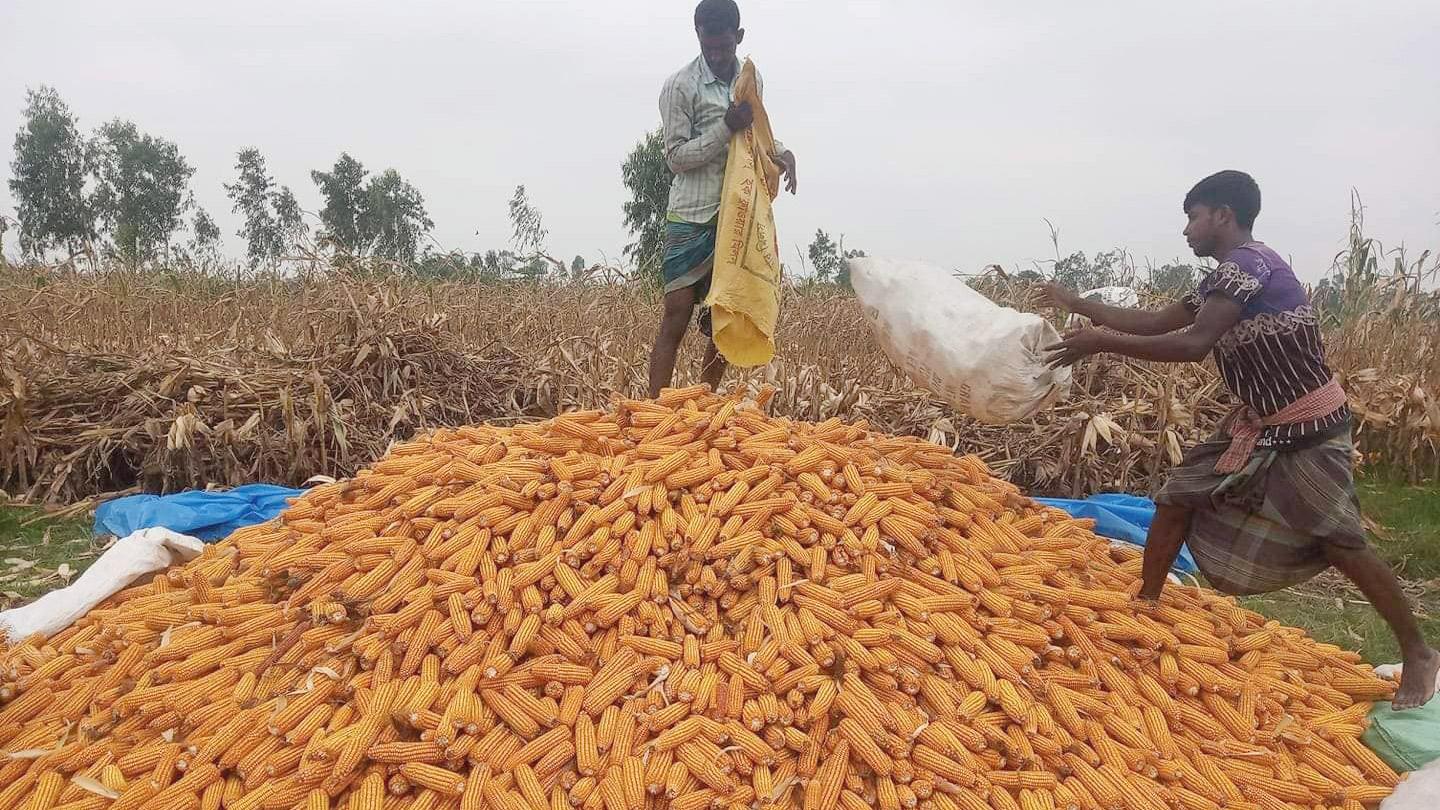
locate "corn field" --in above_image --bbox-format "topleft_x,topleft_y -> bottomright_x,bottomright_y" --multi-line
1,222 -> 1437,505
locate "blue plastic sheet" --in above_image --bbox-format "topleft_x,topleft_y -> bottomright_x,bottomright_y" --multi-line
1034,493 -> 1199,574
94,485 -> 305,542
90,484 -> 1202,572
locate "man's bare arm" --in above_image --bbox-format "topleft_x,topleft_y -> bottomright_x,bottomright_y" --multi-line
1080,299 -> 1195,336
1046,295 -> 1244,367
1037,283 -> 1195,336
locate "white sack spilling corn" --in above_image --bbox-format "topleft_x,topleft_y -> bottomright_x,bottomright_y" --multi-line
849,257 -> 1072,424
0,389 -> 1402,810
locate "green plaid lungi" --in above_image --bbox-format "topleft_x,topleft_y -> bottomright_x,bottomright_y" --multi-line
1156,429 -> 1368,596
662,218 -> 717,338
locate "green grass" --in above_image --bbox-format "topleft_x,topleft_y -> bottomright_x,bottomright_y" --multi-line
0,474 -> 1436,663
0,506 -> 103,610
1242,475 -> 1440,664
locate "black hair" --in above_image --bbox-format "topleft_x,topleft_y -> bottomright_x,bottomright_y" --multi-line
694,0 -> 741,34
1184,170 -> 1261,230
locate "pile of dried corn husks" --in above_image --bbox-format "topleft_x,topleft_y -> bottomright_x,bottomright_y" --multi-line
0,390 -> 1402,810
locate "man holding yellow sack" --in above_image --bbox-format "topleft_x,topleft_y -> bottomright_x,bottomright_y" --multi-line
647,0 -> 798,398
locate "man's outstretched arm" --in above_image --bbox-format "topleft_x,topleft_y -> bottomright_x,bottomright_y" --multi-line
1038,283 -> 1196,336
1046,294 -> 1244,366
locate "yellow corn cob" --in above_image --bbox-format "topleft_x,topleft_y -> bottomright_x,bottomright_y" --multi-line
398,763 -> 465,796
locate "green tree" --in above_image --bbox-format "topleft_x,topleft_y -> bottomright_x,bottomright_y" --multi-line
806,229 -> 865,289
807,229 -> 841,283
513,256 -> 550,279
225,148 -> 282,269
311,155 -> 433,263
1051,248 -> 1129,292
363,169 -> 432,262
225,150 -> 310,269
91,119 -> 195,264
8,86 -> 95,257
620,130 -> 673,281
1149,262 -> 1201,297
273,185 -> 307,250
419,248 -> 530,281
187,206 -> 222,264
835,246 -> 866,291
478,249 -> 523,278
1312,276 -> 1343,320
509,185 -> 547,256
310,153 -> 368,253
504,184 -> 558,278
571,255 -> 587,279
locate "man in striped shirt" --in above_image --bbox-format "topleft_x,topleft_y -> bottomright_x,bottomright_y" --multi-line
646,0 -> 798,399
1042,170 -> 1438,709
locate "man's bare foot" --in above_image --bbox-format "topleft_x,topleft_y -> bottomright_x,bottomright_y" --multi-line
1392,646 -> 1440,710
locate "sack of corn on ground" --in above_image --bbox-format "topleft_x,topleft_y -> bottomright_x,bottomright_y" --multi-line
0,389 -> 1404,810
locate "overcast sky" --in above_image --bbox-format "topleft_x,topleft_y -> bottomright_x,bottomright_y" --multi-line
2,1 -> 1437,280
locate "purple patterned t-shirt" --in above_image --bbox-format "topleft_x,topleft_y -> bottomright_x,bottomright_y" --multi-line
1182,242 -> 1350,449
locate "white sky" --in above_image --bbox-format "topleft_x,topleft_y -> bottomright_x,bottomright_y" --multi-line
2,0 -> 1437,280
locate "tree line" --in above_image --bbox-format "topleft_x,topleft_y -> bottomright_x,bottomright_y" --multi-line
5,87 -> 439,270
7,87 -> 202,264
5,86 -> 862,287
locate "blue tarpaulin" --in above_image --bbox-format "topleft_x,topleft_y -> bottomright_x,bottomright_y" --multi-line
93,484 -> 1201,574
93,485 -> 305,542
1034,493 -> 1199,574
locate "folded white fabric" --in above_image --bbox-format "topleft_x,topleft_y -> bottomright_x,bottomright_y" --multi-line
0,527 -> 204,643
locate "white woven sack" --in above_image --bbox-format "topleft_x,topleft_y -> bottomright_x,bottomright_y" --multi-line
0,527 -> 204,644
1382,758 -> 1440,810
849,257 -> 1072,424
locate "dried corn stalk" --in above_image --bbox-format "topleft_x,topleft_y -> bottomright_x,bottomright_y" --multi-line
0,389 -> 1400,810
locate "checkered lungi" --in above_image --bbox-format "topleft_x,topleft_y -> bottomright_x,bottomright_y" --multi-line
1155,429 -> 1367,596
661,218 -> 718,338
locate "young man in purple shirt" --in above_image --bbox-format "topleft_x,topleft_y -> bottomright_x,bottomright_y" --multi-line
1042,170 -> 1438,709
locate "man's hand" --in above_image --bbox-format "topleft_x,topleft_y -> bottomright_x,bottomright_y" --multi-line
1044,327 -> 1107,368
774,150 -> 798,194
724,101 -> 753,133
1033,281 -> 1082,312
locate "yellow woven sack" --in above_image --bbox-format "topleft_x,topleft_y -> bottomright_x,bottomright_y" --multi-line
706,58 -> 783,367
